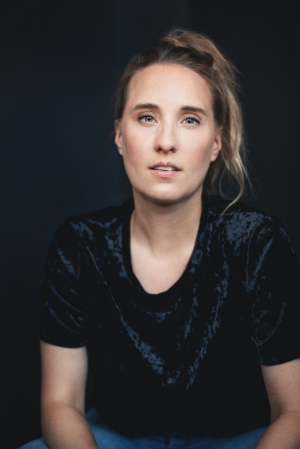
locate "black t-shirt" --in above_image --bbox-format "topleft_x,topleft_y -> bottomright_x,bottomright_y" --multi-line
40,195 -> 300,438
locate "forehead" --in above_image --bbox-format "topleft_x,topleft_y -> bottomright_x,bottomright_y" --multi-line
126,63 -> 212,111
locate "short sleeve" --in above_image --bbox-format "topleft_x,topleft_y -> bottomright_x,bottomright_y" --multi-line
39,221 -> 87,347
247,216 -> 300,365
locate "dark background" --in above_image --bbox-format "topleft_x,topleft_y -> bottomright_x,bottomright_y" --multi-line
1,1 -> 299,447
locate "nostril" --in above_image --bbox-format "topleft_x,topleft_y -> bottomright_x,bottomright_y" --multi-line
157,146 -> 175,153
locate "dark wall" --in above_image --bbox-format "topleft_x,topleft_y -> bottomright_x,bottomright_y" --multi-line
1,1 -> 299,447
187,0 -> 300,246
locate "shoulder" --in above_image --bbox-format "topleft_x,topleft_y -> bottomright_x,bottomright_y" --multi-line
204,195 -> 291,253
45,199 -> 133,259
205,196 -> 293,258
55,199 -> 134,241
66,198 -> 133,228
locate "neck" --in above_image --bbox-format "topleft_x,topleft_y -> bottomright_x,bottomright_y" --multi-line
131,192 -> 203,256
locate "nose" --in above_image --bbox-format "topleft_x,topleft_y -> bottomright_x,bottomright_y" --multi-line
154,122 -> 178,153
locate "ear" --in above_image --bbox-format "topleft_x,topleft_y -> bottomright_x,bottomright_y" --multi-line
114,119 -> 123,155
210,127 -> 222,162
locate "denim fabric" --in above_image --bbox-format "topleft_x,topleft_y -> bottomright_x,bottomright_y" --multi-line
18,408 -> 266,449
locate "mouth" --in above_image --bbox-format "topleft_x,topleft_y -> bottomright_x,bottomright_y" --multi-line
150,162 -> 181,171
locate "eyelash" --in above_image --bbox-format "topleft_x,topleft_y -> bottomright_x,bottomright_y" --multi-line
183,117 -> 200,125
138,115 -> 200,125
139,115 -> 155,123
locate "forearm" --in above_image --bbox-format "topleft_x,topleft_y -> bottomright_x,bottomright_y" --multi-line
254,412 -> 300,449
42,401 -> 98,449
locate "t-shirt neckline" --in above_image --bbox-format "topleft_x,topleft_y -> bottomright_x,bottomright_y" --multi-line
122,196 -> 209,300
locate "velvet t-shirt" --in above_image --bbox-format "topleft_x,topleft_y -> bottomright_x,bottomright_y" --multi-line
40,195 -> 300,438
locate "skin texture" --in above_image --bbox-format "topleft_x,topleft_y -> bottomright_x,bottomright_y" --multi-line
41,63 -> 300,448
254,361 -> 300,448
40,341 -> 98,449
115,64 -> 222,293
115,64 -> 222,207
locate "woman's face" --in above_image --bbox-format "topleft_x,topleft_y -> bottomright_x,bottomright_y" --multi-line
115,63 -> 222,206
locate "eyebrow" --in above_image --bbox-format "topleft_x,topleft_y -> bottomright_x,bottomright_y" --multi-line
132,103 -> 206,116
132,103 -> 159,112
181,105 -> 206,116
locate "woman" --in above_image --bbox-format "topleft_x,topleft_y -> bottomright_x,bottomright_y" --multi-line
20,30 -> 300,449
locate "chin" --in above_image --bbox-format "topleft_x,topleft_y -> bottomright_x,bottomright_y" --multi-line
133,183 -> 203,206
137,189 -> 196,206
152,196 -> 179,205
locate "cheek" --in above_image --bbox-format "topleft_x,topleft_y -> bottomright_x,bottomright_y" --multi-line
187,138 -> 216,169
121,136 -> 143,170
122,128 -> 148,162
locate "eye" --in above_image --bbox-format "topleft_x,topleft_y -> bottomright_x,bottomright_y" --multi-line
183,117 -> 200,125
139,115 -> 155,123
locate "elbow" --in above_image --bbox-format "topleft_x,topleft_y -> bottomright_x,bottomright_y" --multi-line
270,409 -> 300,427
40,399 -> 85,434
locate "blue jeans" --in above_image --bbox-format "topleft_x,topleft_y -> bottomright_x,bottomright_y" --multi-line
18,408 -> 266,449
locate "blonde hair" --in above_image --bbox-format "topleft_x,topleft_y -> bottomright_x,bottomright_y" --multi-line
115,29 -> 249,209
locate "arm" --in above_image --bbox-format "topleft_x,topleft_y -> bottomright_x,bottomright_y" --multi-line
40,341 -> 98,449
254,358 -> 300,448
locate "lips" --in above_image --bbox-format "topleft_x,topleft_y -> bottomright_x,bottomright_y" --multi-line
150,162 -> 181,171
